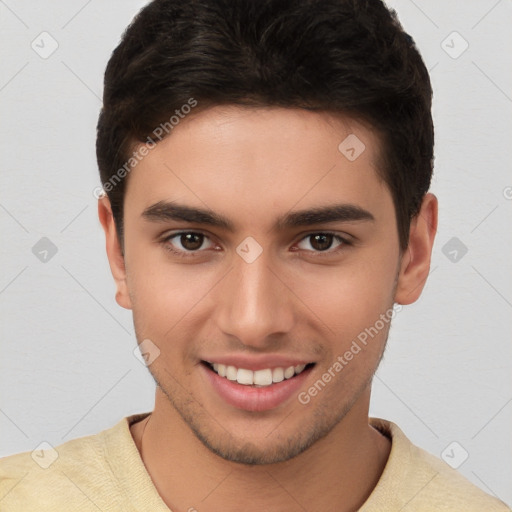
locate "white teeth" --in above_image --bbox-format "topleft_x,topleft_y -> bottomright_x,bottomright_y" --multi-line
272,367 -> 284,383
209,361 -> 309,386
237,368 -> 254,385
226,365 -> 237,381
253,369 -> 273,386
284,366 -> 295,379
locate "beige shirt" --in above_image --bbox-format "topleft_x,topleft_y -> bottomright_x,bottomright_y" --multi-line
0,413 -> 509,511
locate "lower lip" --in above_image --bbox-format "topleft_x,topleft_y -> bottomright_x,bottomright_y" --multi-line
201,363 -> 314,412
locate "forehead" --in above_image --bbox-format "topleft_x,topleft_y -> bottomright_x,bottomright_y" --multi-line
124,106 -> 392,229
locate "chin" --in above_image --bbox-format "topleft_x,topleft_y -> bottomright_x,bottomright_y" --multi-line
190,427 -> 319,465
168,391 -> 356,466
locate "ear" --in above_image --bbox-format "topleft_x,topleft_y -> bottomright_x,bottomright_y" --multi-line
394,193 -> 438,305
98,196 -> 133,310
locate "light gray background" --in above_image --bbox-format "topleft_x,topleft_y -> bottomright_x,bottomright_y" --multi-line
1,0 -> 511,506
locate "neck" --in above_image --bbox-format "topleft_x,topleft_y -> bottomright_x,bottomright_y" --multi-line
132,388 -> 390,512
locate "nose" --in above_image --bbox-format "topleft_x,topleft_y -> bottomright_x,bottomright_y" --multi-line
214,251 -> 296,349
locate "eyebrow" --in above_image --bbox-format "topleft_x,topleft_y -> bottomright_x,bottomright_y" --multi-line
141,200 -> 375,232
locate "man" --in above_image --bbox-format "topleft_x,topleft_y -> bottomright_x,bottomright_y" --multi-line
0,0 -> 509,510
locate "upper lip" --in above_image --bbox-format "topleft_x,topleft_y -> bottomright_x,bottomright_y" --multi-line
201,355 -> 315,371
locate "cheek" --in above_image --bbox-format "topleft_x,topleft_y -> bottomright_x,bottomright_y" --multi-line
292,247 -> 398,352
125,246 -> 220,345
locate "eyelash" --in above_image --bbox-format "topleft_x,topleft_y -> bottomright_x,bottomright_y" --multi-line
159,231 -> 352,259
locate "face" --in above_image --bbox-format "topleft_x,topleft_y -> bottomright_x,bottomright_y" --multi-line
100,106 -> 434,465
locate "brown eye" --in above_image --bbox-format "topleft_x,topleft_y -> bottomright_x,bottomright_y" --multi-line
309,234 -> 334,251
162,231 -> 215,257
179,233 -> 204,251
296,232 -> 348,255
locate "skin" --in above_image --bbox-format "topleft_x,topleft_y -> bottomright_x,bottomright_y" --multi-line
98,106 -> 437,512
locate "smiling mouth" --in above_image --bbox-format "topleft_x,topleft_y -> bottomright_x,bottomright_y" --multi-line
202,361 -> 315,387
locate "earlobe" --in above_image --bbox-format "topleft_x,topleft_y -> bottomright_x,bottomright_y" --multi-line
394,193 -> 438,305
97,197 -> 133,310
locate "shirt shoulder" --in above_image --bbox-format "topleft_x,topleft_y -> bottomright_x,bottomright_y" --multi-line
0,422 -> 120,512
0,412 -> 168,512
363,418 -> 511,512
